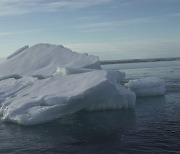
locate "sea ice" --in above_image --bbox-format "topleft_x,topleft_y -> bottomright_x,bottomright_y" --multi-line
0,70 -> 135,125
125,77 -> 166,97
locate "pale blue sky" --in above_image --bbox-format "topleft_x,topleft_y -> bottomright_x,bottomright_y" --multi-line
0,0 -> 180,60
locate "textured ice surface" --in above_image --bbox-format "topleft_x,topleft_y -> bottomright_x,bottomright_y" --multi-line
125,77 -> 166,97
0,74 -> 22,81
0,70 -> 135,125
0,77 -> 36,100
7,45 -> 29,60
0,44 -> 101,77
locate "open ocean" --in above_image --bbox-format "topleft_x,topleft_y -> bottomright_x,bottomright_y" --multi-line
0,60 -> 180,154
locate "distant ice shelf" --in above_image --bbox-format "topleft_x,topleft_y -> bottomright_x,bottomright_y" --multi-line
101,57 -> 180,65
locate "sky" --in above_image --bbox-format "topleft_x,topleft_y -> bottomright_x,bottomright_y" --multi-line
0,0 -> 180,60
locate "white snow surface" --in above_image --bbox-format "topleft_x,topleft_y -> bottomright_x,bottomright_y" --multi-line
125,77 -> 166,97
0,70 -> 135,125
0,44 -> 101,77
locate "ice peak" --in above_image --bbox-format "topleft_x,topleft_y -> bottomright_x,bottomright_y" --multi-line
0,43 -> 101,77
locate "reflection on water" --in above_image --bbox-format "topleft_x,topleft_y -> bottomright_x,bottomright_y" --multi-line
0,110 -> 135,154
61,110 -> 135,144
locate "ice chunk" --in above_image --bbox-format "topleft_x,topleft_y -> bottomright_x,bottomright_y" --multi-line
0,70 -> 135,125
53,67 -> 126,80
7,45 -> 29,60
125,77 -> 166,97
0,44 -> 101,77
53,67 -> 94,76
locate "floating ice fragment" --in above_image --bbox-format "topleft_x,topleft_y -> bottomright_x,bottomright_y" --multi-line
125,77 -> 166,97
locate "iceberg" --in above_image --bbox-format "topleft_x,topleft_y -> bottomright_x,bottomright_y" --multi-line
125,77 -> 166,97
0,43 -> 137,125
0,70 -> 135,125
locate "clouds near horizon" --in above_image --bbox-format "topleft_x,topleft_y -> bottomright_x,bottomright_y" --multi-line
0,0 -> 180,59
0,0 -> 114,16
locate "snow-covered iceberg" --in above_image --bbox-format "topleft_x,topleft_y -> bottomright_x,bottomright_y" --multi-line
0,70 -> 135,125
0,43 -> 136,125
125,77 -> 166,97
0,44 -> 101,77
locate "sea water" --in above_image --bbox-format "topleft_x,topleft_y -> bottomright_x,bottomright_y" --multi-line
0,61 -> 180,154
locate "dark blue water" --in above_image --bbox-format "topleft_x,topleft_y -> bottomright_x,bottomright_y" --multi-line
0,61 -> 180,154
